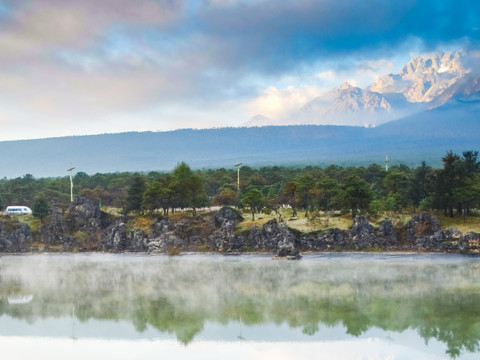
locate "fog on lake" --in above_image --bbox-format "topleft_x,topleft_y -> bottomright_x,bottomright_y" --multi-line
0,253 -> 479,359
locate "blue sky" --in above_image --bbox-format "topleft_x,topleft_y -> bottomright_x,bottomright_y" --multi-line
0,0 -> 478,140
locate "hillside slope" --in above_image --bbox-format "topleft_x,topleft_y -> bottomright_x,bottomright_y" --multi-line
0,105 -> 478,178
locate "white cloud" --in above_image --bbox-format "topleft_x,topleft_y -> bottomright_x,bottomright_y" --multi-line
315,70 -> 338,81
244,85 -> 324,119
354,59 -> 396,81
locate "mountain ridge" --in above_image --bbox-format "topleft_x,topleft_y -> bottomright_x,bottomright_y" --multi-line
1,103 -> 478,178
244,50 -> 476,128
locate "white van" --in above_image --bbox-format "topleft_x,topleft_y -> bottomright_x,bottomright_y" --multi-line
5,206 -> 32,215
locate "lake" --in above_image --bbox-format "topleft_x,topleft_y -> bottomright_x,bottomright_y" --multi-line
0,253 -> 479,359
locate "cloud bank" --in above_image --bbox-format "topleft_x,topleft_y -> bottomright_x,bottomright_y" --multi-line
0,0 -> 478,140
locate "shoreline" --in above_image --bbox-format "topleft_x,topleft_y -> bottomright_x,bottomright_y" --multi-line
0,250 -> 476,257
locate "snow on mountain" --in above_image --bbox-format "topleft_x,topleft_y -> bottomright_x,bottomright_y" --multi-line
428,74 -> 480,108
242,51 -> 473,128
368,51 -> 468,103
297,82 -> 392,127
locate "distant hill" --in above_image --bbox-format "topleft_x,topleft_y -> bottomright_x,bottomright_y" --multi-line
0,103 -> 479,178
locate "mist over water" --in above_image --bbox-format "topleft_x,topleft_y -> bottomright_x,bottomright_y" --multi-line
0,253 -> 479,359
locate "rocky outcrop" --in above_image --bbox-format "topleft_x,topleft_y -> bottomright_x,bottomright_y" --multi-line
0,221 -> 33,252
65,196 -> 107,232
459,233 -> 480,254
405,212 -> 441,242
404,212 -> 463,251
209,216 -> 301,257
213,207 -> 244,227
99,219 -> 130,252
2,203 -> 480,256
300,216 -> 396,251
264,220 -> 301,259
38,203 -> 66,245
349,215 -> 377,249
303,228 -> 348,251
38,197 -> 111,250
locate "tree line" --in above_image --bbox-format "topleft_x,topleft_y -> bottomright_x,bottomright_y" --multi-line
0,151 -> 479,220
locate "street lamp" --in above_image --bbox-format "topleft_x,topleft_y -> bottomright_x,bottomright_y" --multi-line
67,167 -> 75,202
234,163 -> 242,191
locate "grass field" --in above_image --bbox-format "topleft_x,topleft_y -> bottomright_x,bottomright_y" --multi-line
238,209 -> 355,233
237,209 -> 480,234
99,206 -> 480,235
437,214 -> 480,234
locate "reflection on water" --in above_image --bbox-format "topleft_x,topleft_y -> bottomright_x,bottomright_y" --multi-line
0,253 -> 480,359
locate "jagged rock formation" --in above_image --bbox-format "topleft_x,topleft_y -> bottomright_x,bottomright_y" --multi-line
404,212 -> 468,252
39,196 -> 113,251
243,51 -> 474,128
99,219 -> 130,252
1,200 -> 480,255
369,51 -> 468,103
298,82 -> 392,127
300,216 -> 397,251
459,233 -> 480,254
0,222 -> 33,252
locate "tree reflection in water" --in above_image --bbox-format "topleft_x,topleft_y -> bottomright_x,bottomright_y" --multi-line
0,254 -> 479,358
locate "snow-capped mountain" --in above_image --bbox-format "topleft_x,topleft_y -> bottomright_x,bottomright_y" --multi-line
428,74 -> 480,108
368,51 -> 468,103
242,51 -> 476,128
298,82 -> 392,127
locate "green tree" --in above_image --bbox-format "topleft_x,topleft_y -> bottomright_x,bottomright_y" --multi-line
282,181 -> 299,217
409,161 -> 432,212
142,181 -> 162,214
214,188 -> 237,206
32,197 -> 50,223
241,188 -> 264,221
317,176 -> 340,211
296,174 -> 316,217
185,173 -> 206,216
341,175 -> 373,218
383,169 -> 411,212
432,152 -> 480,217
172,162 -> 194,209
123,173 -> 146,214
172,162 -> 206,216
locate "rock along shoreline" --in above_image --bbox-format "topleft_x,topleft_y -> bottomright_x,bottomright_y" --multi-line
1,196 -> 479,257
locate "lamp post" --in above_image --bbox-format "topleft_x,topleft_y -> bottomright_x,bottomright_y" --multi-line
234,163 -> 242,191
67,167 -> 75,202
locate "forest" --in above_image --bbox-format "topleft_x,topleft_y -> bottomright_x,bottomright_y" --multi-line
0,151 -> 479,221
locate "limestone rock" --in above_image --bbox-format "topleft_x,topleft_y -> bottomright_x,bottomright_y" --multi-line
39,203 -> 66,245
459,232 -> 480,254
0,222 -> 33,252
213,207 -> 244,227
99,220 -> 130,252
405,212 -> 441,243
66,196 -> 109,232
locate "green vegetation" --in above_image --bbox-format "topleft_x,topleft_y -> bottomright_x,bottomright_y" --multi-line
32,196 -> 49,222
241,188 -> 264,221
1,151 -> 480,228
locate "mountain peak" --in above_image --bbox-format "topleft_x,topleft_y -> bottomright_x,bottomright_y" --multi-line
370,51 -> 468,102
242,50 -> 475,129
338,81 -> 354,90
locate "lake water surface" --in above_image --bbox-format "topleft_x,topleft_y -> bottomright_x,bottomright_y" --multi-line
1,253 -> 479,359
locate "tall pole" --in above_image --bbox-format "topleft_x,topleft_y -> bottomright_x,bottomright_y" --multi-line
385,155 -> 389,172
67,167 -> 75,202
234,163 -> 242,191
